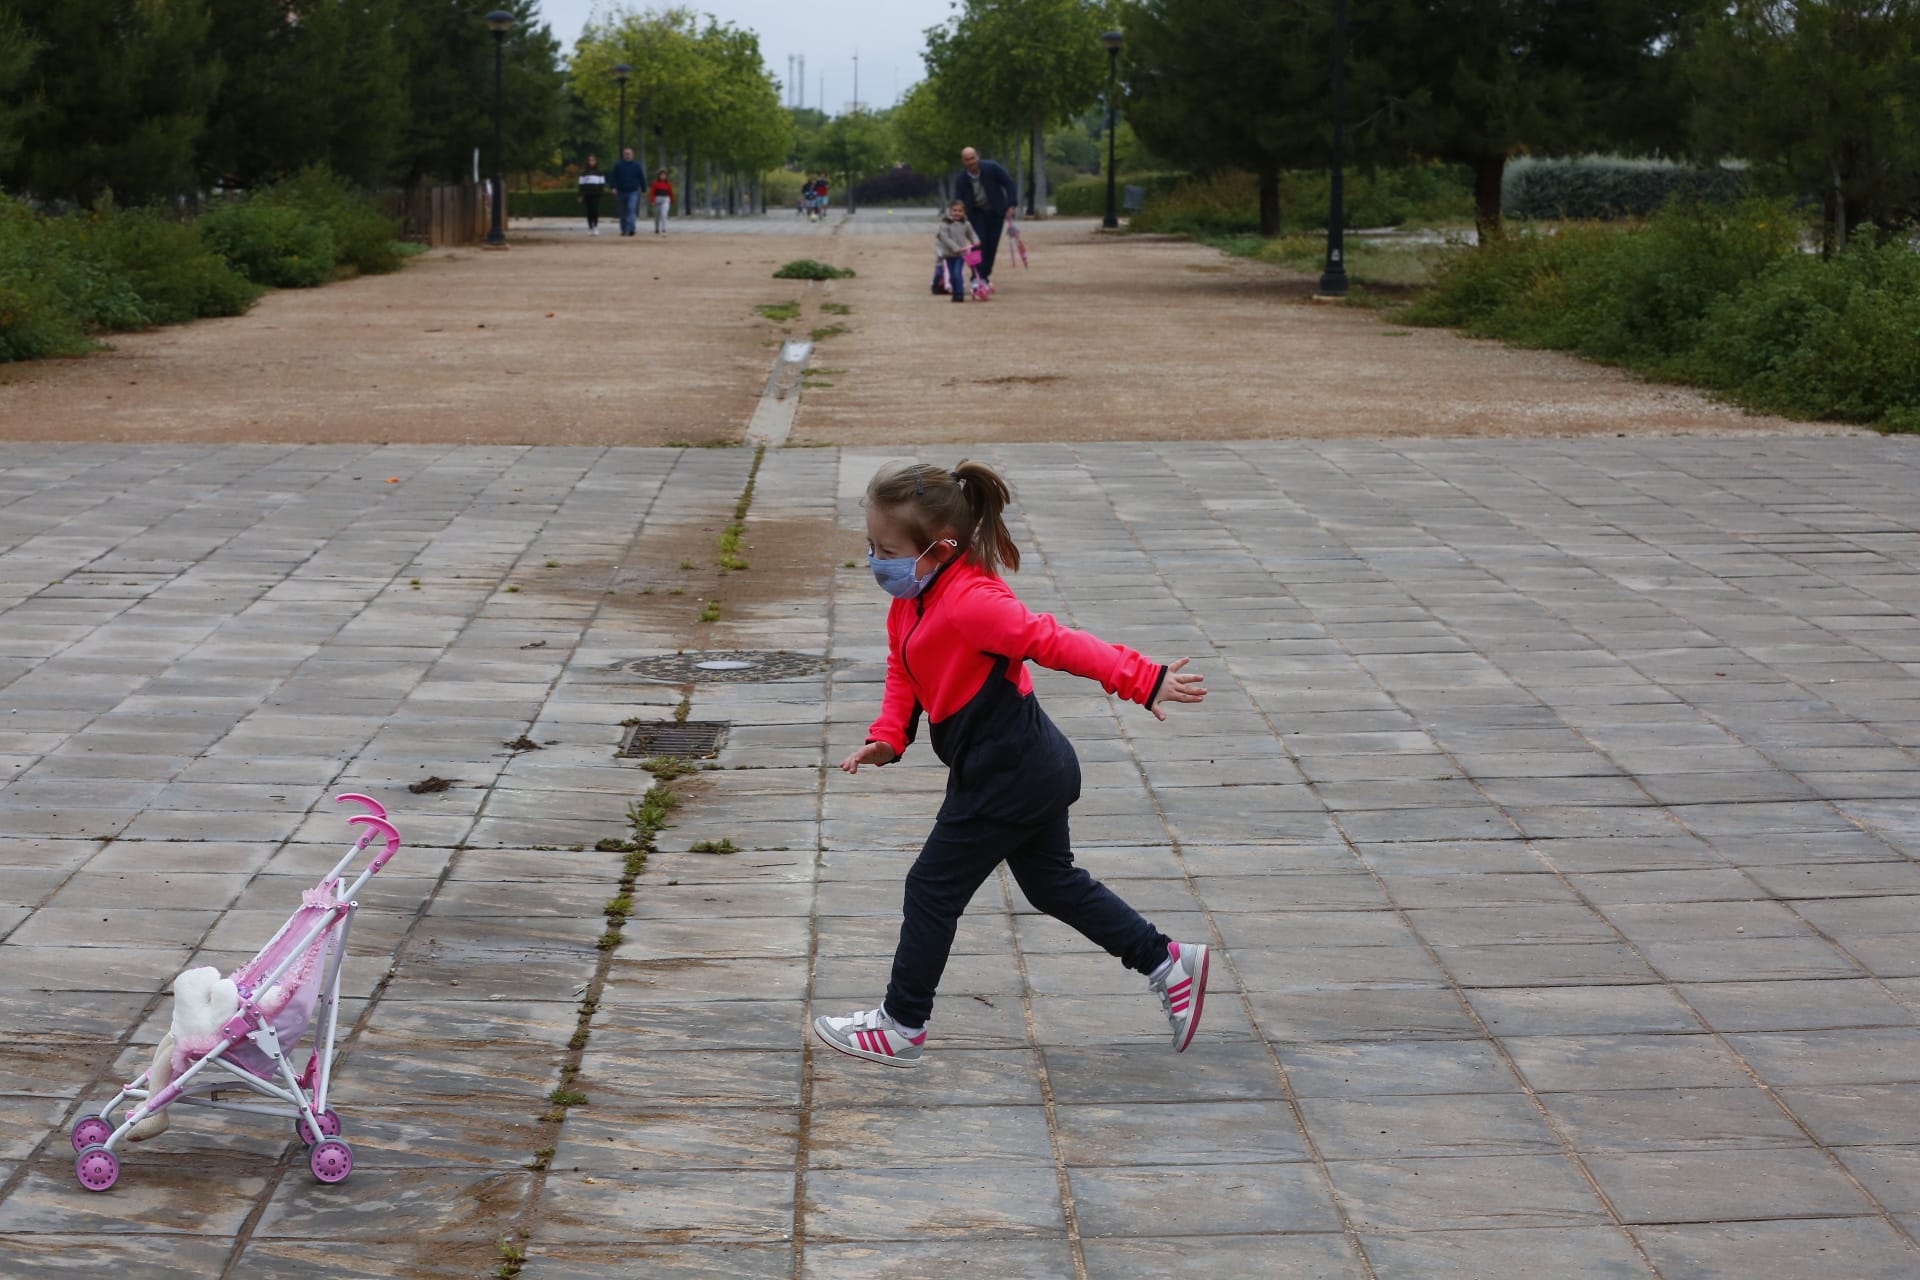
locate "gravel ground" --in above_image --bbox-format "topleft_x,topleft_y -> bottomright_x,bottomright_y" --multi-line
0,214 -> 1863,445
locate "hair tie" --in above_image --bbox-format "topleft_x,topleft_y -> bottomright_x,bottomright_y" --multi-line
951,469 -> 962,485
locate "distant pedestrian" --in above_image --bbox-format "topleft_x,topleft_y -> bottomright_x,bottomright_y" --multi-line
577,154 -> 605,236
953,147 -> 1016,290
610,147 -> 645,237
649,170 -> 675,235
934,199 -> 978,303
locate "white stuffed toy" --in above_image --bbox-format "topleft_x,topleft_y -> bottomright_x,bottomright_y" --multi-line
127,966 -> 241,1141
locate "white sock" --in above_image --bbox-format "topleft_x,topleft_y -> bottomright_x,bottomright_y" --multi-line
1148,947 -> 1177,984
882,1007 -> 925,1039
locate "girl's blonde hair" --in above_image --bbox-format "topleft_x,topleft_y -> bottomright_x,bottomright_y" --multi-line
866,458 -> 1020,577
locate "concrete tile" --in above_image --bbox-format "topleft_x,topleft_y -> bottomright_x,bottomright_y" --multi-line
1587,1147 -> 1872,1222
1633,1217 -> 1920,1280
1068,1162 -> 1340,1237
1359,1226 -> 1650,1280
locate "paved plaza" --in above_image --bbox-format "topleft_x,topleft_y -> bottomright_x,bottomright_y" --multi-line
0,436 -> 1916,1277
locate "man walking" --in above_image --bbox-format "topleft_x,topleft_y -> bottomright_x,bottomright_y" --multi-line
610,147 -> 645,237
953,147 -> 1016,288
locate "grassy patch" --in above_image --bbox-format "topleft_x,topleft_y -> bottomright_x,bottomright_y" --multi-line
697,601 -> 722,623
689,837 -> 738,854
820,301 -> 852,315
755,300 -> 801,322
810,323 -> 849,342
774,259 -> 855,279
1208,232 -> 1456,289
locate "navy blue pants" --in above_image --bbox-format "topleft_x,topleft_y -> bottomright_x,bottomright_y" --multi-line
965,208 -> 1005,280
885,809 -> 1170,1028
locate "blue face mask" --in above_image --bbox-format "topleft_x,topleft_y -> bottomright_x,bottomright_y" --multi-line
869,538 -> 958,599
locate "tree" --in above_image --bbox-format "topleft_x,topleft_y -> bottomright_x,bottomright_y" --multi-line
1120,0 -> 1324,235
393,0 -> 564,186
0,7 -> 38,175
923,0 -> 1111,214
196,0 -> 406,189
572,8 -> 788,211
1688,0 -> 1920,252
3,0 -> 220,205
892,81 -> 982,196
805,111 -> 894,208
1357,0 -> 1690,239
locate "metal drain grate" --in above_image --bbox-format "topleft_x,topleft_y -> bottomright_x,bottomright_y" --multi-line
605,650 -> 835,684
619,720 -> 729,759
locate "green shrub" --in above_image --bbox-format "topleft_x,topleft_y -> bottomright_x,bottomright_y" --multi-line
0,197 -> 143,359
1503,156 -> 1747,222
256,167 -> 403,275
52,205 -> 258,324
1405,200 -> 1798,368
199,201 -> 337,287
1688,238 -> 1920,428
508,188 -> 598,219
1054,171 -> 1187,217
1126,167 -> 1473,235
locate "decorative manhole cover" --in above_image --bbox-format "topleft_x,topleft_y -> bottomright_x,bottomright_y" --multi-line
619,720 -> 729,759
604,650 -> 835,684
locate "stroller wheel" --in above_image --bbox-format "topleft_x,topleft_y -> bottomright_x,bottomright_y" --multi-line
75,1144 -> 120,1192
71,1114 -> 112,1152
309,1138 -> 353,1184
295,1109 -> 343,1146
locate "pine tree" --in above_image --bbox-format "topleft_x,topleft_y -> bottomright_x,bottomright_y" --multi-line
5,0 -> 220,205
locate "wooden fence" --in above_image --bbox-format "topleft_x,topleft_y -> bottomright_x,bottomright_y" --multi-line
386,183 -> 490,247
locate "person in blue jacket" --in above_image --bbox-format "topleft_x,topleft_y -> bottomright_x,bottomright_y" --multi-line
609,147 -> 645,237
952,147 -> 1017,286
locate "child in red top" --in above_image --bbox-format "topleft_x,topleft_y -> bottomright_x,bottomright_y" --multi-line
648,170 -> 674,235
814,459 -> 1210,1069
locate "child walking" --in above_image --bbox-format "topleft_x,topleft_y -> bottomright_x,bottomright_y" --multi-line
933,199 -> 979,302
649,170 -> 675,235
815,460 -> 1211,1069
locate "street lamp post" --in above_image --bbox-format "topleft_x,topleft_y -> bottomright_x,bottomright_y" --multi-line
485,10 -> 513,249
612,63 -> 632,157
1315,0 -> 1349,297
1101,30 -> 1123,230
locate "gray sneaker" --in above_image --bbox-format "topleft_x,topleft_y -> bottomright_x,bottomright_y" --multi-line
1149,940 -> 1210,1052
813,1006 -> 926,1068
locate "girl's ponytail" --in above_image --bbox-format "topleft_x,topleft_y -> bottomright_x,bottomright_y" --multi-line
953,459 -> 1020,576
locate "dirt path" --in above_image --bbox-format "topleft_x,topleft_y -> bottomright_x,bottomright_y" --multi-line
791,219 -> 1850,444
0,230 -> 798,445
0,215 -> 1857,444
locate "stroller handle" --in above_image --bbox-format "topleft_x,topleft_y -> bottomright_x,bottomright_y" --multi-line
347,815 -> 403,872
334,793 -> 388,819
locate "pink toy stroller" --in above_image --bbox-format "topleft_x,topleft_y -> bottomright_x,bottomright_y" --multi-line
964,245 -> 992,299
69,794 -> 404,1191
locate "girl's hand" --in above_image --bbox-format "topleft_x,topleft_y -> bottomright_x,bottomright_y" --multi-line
839,741 -> 898,774
1150,657 -> 1208,721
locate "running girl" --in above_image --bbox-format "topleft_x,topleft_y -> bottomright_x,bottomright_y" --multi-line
814,459 -> 1210,1068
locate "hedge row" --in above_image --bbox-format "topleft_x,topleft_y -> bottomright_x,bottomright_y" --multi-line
1405,200 -> 1920,432
1118,167 -> 1475,236
0,166 -> 404,363
1503,156 -> 1747,221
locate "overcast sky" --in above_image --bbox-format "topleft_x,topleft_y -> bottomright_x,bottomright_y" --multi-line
537,0 -> 959,114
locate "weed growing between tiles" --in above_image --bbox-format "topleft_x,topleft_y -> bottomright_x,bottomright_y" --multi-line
718,445 -> 764,574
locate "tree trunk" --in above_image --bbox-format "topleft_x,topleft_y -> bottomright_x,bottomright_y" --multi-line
1012,134 -> 1026,213
1828,159 -> 1847,256
1472,153 -> 1505,244
1258,164 -> 1281,238
1031,117 -> 1049,217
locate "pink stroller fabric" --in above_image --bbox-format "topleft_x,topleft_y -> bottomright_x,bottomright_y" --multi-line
174,880 -> 338,1080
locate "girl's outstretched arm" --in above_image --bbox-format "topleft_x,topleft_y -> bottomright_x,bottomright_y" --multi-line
961,578 -> 1189,712
840,741 -> 897,773
1148,657 -> 1208,720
